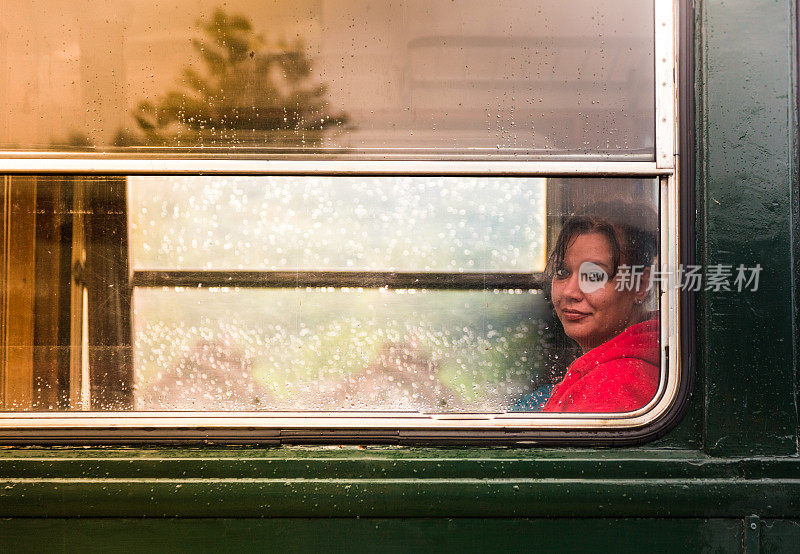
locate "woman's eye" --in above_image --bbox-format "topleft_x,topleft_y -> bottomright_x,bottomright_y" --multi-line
554,268 -> 570,279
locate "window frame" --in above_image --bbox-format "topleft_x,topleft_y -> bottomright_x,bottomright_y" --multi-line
0,0 -> 689,445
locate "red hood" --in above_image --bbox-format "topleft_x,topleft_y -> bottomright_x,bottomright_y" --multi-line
542,318 -> 660,413
569,318 -> 660,377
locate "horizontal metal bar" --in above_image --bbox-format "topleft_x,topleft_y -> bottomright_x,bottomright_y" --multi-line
2,449 -> 798,480
132,270 -> 546,290
0,157 -> 671,176
0,477 -> 796,518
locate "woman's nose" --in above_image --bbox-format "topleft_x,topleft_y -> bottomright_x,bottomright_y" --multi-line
562,273 -> 583,300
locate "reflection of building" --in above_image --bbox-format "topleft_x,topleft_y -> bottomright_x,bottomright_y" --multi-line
79,10 -> 128,146
316,0 -> 653,153
0,0 -> 653,153
0,17 -> 5,146
0,1 -> 129,146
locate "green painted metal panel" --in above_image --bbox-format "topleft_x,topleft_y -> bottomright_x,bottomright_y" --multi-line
0,448 -> 798,518
0,447 -> 798,480
762,519 -> 800,553
698,0 -> 798,455
0,518 -> 744,553
2,478 -> 798,518
648,396 -> 703,450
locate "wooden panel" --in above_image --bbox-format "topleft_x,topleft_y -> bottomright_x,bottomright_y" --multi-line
85,177 -> 133,411
68,180 -> 85,409
32,177 -> 69,409
3,176 -> 37,409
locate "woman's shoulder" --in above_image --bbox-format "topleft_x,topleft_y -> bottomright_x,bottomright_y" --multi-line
577,356 -> 659,392
579,318 -> 659,370
545,357 -> 659,412
542,318 -> 660,413
571,317 -> 660,392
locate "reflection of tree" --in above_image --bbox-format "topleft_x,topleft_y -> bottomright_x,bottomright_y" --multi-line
123,9 -> 347,147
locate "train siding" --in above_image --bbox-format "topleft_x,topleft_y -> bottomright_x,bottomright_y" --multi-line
0,518 -> 749,553
0,448 -> 797,518
0,0 -> 798,551
698,0 -> 799,458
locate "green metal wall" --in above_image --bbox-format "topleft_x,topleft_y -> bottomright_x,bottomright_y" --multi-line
698,0 -> 799,458
0,0 -> 798,551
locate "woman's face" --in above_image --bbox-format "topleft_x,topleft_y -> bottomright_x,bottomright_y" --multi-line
551,232 -> 644,353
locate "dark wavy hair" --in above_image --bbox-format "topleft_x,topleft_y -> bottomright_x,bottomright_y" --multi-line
545,200 -> 658,281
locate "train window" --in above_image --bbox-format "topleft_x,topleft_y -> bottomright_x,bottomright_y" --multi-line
0,0 -> 680,443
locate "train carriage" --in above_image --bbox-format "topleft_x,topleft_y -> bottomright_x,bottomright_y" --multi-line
0,0 -> 797,551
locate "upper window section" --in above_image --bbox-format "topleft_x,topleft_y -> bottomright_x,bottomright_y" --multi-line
0,0 -> 655,160
129,176 -> 546,271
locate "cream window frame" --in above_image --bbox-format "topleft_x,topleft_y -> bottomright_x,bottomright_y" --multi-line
0,0 -> 680,442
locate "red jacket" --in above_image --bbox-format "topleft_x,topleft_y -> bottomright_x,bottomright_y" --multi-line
542,319 -> 659,413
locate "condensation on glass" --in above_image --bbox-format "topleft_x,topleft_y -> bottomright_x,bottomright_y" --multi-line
0,175 -> 659,413
129,176 -> 547,271
0,0 -> 654,159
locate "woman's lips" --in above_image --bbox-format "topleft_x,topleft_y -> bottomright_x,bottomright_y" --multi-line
561,308 -> 591,321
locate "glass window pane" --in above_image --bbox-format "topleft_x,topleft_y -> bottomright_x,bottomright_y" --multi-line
129,176 -> 547,272
133,288 -> 552,412
0,175 -> 660,414
0,0 -> 654,159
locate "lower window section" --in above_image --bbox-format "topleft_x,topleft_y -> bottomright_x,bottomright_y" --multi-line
134,288 -> 557,412
0,174 -> 666,423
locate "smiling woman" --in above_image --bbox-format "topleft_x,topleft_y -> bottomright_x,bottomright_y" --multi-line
541,201 -> 660,413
